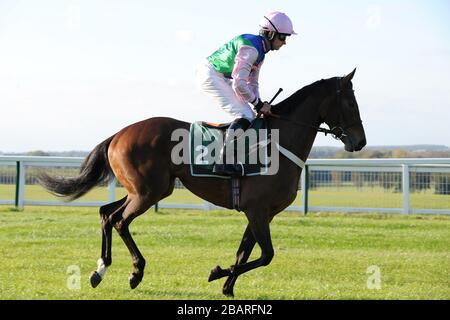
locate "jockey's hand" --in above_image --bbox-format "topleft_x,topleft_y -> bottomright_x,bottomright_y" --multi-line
260,102 -> 273,117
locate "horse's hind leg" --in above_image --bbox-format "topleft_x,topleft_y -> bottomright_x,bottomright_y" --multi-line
100,196 -> 128,267
90,196 -> 128,288
221,224 -> 256,297
112,194 -> 156,289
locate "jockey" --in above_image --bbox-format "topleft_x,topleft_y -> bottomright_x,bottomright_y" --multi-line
196,11 -> 297,176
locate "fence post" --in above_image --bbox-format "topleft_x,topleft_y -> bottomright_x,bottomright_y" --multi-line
402,164 -> 410,214
301,165 -> 309,215
108,178 -> 116,203
203,201 -> 213,211
15,161 -> 25,209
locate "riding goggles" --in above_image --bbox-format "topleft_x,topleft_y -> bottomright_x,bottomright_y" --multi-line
277,33 -> 289,41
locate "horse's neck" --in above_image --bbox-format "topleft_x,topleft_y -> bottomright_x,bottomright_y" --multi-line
272,97 -> 322,163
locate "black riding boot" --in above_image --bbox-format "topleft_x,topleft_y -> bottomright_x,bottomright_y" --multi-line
213,118 -> 251,176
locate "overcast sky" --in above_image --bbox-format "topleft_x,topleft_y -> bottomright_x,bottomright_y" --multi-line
1,0 -> 449,152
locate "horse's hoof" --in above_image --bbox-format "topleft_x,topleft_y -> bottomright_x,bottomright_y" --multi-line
208,265 -> 224,282
90,271 -> 102,288
129,273 -> 142,289
222,287 -> 234,297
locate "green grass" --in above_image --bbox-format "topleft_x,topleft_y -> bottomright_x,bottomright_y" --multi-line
0,185 -> 205,204
0,206 -> 449,300
2,184 -> 449,209
309,186 -> 450,210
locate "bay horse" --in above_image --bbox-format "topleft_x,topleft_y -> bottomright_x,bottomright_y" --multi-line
39,69 -> 366,297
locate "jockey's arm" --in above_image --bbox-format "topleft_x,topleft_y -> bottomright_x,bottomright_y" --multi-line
231,46 -> 262,110
248,59 -> 263,102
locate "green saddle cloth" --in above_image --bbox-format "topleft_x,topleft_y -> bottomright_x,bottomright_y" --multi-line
189,118 -> 271,178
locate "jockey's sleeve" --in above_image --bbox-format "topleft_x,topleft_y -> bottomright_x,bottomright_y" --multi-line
248,59 -> 263,102
231,46 -> 261,105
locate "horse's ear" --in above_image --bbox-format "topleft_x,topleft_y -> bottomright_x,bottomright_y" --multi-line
342,68 -> 356,85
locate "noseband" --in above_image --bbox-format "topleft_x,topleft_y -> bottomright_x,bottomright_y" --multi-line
271,78 -> 362,140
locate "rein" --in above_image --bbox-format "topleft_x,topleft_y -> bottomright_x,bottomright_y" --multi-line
270,114 -> 362,140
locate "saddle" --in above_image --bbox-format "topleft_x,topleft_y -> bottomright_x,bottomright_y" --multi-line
189,118 -> 272,178
201,122 -> 233,130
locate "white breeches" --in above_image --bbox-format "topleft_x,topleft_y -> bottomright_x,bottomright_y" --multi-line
196,61 -> 256,121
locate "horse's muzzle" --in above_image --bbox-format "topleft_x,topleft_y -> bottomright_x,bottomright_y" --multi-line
355,137 -> 367,151
345,137 -> 366,152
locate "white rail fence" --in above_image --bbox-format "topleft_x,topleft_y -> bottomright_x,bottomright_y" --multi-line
1,156 -> 449,214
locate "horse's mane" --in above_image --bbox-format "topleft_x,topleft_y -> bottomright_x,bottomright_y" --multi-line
272,79 -> 326,116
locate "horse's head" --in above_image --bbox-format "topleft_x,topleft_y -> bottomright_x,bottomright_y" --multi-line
321,69 -> 366,152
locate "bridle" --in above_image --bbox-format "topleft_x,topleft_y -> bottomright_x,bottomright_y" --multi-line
270,78 -> 362,140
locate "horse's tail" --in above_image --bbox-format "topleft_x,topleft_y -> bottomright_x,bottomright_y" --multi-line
38,135 -> 115,201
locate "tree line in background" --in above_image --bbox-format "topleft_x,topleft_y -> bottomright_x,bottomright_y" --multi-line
332,149 -> 450,159
309,146 -> 450,159
3,145 -> 450,159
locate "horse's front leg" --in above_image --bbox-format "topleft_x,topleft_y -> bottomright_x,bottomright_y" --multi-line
220,224 -> 256,297
209,212 -> 274,295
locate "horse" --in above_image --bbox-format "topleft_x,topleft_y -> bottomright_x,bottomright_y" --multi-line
38,68 -> 366,297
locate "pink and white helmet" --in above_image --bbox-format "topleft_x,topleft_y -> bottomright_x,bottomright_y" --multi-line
259,11 -> 297,35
